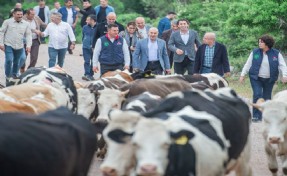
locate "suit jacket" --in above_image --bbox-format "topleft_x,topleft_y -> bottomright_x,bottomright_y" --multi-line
193,42 -> 230,76
168,29 -> 201,62
23,15 -> 47,43
133,38 -> 170,71
161,29 -> 173,56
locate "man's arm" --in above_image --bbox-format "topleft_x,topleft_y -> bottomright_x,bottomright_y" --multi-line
25,25 -> 32,51
132,40 -> 141,70
162,41 -> 171,71
194,31 -> 201,48
122,39 -> 130,68
193,46 -> 202,74
0,20 -> 8,49
92,39 -> 102,72
168,33 -> 177,52
72,13 -> 79,29
222,44 -> 230,73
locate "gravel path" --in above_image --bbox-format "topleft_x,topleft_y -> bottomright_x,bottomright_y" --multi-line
0,44 -> 278,176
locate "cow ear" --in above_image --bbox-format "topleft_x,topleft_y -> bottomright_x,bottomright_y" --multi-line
120,89 -> 129,97
107,129 -> 134,144
170,130 -> 195,145
252,98 -> 265,111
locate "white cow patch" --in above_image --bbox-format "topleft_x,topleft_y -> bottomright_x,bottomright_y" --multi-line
125,100 -> 147,112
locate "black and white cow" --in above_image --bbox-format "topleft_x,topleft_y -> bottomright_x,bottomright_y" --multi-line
6,66 -> 78,113
0,107 -> 97,176
101,88 -> 251,176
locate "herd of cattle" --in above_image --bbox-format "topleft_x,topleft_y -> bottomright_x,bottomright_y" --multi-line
0,66 -> 287,176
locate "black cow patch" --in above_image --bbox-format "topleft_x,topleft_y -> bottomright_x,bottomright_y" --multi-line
107,129 -> 134,144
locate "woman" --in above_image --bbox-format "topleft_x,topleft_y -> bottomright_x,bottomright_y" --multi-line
240,34 -> 287,122
119,21 -> 138,72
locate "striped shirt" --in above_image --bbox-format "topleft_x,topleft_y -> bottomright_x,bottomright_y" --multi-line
204,45 -> 215,67
0,18 -> 32,49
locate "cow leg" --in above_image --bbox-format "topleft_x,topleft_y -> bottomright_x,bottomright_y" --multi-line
265,142 -> 278,176
279,140 -> 287,176
235,135 -> 252,176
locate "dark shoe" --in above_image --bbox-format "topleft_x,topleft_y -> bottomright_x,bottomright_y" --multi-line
79,54 -> 83,56
252,117 -> 262,123
68,49 -> 73,54
82,75 -> 90,81
88,76 -> 95,81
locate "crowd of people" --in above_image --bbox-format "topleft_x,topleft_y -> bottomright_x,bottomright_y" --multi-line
1,0 -> 287,121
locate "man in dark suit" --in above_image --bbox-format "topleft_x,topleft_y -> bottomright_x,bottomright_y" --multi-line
92,12 -> 124,48
161,20 -> 178,68
193,32 -> 230,77
168,19 -> 201,75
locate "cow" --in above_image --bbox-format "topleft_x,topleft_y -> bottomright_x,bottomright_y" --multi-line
130,71 -> 228,90
0,83 -> 4,89
101,69 -> 134,83
253,90 -> 287,175
0,107 -> 97,176
6,66 -> 78,113
101,88 -> 251,176
0,83 -> 68,114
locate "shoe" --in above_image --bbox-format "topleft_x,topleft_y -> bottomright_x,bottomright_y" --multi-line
82,75 -> 90,81
252,117 -> 262,123
68,49 -> 73,54
79,54 -> 83,56
88,76 -> 95,81
20,68 -> 25,74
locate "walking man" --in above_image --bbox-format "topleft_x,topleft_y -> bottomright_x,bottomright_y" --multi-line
168,19 -> 201,75
41,12 -> 76,68
133,27 -> 170,75
92,24 -> 130,76
0,8 -> 32,82
158,11 -> 176,37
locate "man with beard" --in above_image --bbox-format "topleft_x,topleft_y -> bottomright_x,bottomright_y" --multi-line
75,0 -> 96,28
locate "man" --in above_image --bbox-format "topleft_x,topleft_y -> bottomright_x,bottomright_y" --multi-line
9,3 -> 25,18
50,1 -> 61,14
92,24 -> 130,76
94,0 -> 114,23
162,20 -> 178,68
75,0 -> 96,28
0,8 -> 32,82
82,15 -> 97,81
93,12 -> 124,47
135,17 -> 151,39
168,19 -> 201,75
20,8 -> 47,72
58,0 -> 78,54
34,0 -> 50,44
158,11 -> 176,37
133,27 -> 170,75
194,32 -> 230,77
41,12 -> 76,68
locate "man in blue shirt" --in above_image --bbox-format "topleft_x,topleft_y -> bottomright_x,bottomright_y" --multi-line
157,12 -> 176,38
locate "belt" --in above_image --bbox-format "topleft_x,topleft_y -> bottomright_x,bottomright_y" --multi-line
203,66 -> 211,69
148,60 -> 160,63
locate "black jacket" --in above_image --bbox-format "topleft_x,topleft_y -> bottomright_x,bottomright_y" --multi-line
193,42 -> 230,76
79,6 -> 96,27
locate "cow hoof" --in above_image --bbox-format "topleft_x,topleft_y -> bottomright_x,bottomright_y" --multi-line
283,167 -> 287,175
269,168 -> 278,173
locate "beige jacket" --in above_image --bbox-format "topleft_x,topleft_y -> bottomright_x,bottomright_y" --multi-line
23,15 -> 47,43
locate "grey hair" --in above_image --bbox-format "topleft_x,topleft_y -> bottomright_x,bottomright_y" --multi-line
171,20 -> 178,25
51,12 -> 62,19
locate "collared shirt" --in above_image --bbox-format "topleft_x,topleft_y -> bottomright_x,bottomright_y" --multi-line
93,37 -> 130,67
148,38 -> 158,61
204,45 -> 215,67
43,21 -> 76,49
241,52 -> 287,78
28,19 -> 38,39
0,18 -> 32,49
180,30 -> 189,55
67,8 -> 73,26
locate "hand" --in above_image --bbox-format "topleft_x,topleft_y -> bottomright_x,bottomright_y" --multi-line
239,76 -> 245,83
70,43 -> 75,50
176,49 -> 184,55
0,45 -> 5,51
224,72 -> 231,77
282,77 -> 287,83
165,69 -> 171,75
26,47 -> 31,53
123,65 -> 130,70
75,7 -> 80,12
93,66 -> 99,73
130,46 -> 135,51
34,30 -> 41,36
72,23 -> 76,29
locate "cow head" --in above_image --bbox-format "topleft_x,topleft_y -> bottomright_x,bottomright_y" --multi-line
132,118 -> 171,176
96,89 -> 129,123
77,88 -> 97,119
101,110 -> 142,176
257,99 -> 287,144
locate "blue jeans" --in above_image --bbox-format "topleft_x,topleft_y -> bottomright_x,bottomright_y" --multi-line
82,48 -> 94,76
48,47 -> 67,67
250,77 -> 275,120
4,45 -> 24,77
18,48 -> 27,70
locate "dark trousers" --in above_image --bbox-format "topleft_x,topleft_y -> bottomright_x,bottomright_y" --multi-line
174,56 -> 194,75
145,61 -> 163,75
100,63 -> 124,76
83,48 -> 94,77
21,39 -> 40,69
250,77 -> 275,120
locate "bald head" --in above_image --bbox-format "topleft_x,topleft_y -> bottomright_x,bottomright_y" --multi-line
148,27 -> 158,41
203,32 -> 216,46
106,12 -> 117,24
136,17 -> 145,29
15,3 -> 22,8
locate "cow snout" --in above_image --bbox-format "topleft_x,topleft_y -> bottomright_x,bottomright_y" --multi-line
140,164 -> 157,175
269,137 -> 281,144
101,166 -> 117,176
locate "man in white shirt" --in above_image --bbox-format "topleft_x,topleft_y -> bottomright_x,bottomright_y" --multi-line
135,17 -> 151,39
41,12 -> 76,68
